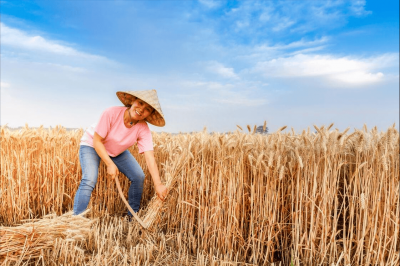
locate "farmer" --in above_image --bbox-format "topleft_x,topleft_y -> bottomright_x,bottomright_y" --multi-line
73,90 -> 168,217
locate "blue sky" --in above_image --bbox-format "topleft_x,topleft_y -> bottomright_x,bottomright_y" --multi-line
1,0 -> 398,133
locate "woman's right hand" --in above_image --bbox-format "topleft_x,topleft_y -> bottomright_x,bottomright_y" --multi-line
107,163 -> 119,179
94,132 -> 118,179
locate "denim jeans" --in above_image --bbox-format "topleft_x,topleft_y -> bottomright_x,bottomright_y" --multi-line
73,145 -> 145,216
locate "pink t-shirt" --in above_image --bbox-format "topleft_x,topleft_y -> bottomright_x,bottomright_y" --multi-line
80,106 -> 153,157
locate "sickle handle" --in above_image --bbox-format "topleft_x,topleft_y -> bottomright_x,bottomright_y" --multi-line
114,176 -> 148,228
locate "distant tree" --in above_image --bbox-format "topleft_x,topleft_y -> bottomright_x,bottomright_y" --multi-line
256,125 -> 268,134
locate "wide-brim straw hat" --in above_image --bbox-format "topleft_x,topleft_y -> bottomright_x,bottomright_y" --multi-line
116,90 -> 165,127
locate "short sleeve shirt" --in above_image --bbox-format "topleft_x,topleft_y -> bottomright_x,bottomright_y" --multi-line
80,106 -> 153,156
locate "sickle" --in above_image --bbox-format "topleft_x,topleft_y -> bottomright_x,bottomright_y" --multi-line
114,176 -> 148,229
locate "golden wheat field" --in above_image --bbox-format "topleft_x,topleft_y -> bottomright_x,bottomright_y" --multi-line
0,124 -> 399,266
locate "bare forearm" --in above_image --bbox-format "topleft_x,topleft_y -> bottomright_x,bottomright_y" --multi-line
93,133 -> 119,179
144,151 -> 162,186
146,153 -> 162,186
144,150 -> 168,200
93,135 -> 113,166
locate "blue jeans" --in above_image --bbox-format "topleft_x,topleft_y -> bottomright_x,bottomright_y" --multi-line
73,145 -> 145,216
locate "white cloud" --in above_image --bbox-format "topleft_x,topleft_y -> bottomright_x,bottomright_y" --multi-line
252,53 -> 398,86
198,0 -> 221,9
276,37 -> 329,50
287,46 -> 327,56
181,80 -> 267,106
205,61 -> 239,79
0,58 -> 120,128
259,6 -> 274,22
1,82 -> 11,88
333,71 -> 383,84
350,0 -> 372,16
182,80 -> 235,91
272,17 -> 296,32
237,37 -> 329,62
209,0 -> 373,37
1,23 -> 109,62
255,38 -> 323,52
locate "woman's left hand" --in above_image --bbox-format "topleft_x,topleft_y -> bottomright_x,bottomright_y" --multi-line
144,150 -> 169,201
155,183 -> 168,201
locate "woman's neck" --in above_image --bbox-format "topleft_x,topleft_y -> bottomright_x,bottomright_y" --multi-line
124,108 -> 138,126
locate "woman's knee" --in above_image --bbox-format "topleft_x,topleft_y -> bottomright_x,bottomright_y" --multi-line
80,163 -> 99,189
130,170 -> 145,184
79,146 -> 100,189
80,177 -> 98,190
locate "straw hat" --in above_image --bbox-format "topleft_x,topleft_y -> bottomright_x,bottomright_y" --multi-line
116,90 -> 165,127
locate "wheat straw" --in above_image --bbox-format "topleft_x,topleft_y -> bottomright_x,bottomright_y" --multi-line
0,210 -> 95,262
0,124 -> 398,265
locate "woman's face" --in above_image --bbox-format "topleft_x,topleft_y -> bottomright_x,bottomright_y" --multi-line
130,98 -> 154,120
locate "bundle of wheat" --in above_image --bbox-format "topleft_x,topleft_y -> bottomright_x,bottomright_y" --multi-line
141,174 -> 178,228
0,210 -> 95,262
142,159 -> 184,228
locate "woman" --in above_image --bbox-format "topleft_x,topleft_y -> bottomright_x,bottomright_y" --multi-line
73,90 -> 168,217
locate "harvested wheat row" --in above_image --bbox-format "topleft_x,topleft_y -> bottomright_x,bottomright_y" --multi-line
0,124 -> 399,265
0,210 -> 95,262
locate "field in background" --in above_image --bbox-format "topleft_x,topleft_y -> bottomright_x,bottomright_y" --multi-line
1,125 -> 399,265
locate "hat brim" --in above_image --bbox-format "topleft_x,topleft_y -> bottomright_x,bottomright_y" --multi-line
116,91 -> 165,127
